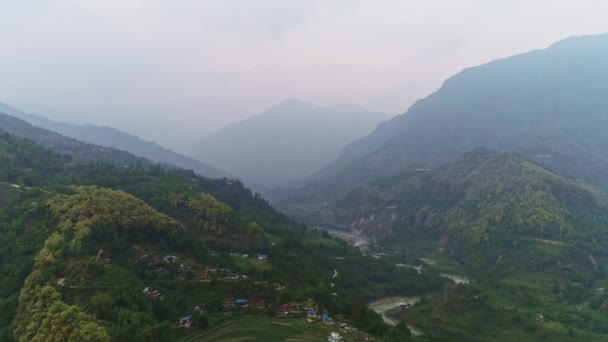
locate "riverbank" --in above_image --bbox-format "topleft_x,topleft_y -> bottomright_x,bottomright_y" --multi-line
368,297 -> 423,336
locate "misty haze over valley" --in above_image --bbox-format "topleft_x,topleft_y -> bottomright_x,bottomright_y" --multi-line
2,2 -> 608,342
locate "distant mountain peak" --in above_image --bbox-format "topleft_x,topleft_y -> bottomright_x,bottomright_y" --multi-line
271,98 -> 314,109
549,33 -> 608,48
273,99 -> 369,114
192,99 -> 390,188
281,98 -> 309,105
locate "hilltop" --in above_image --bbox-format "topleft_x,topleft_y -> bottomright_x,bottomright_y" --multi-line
192,99 -> 390,189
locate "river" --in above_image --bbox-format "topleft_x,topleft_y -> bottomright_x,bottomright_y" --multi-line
439,273 -> 470,284
368,297 -> 423,336
320,227 -> 369,248
323,227 -> 468,336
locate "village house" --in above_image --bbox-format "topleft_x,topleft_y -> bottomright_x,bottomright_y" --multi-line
222,298 -> 236,308
235,299 -> 248,308
148,290 -> 164,300
323,314 -> 335,325
536,313 -> 545,324
289,304 -> 302,314
257,253 -> 268,260
354,333 -> 374,342
178,316 -> 192,328
273,283 -> 286,291
327,332 -> 343,342
275,306 -> 289,317
306,310 -> 319,323
164,255 -> 178,263
251,299 -> 267,310
178,263 -> 191,273
339,323 -> 353,334
226,274 -> 247,281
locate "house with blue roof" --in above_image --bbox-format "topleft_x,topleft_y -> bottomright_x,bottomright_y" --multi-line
323,313 -> 334,325
307,310 -> 319,323
164,255 -> 178,263
179,316 -> 192,328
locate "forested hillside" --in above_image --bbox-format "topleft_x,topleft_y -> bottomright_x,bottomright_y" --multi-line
0,102 -> 227,178
322,149 -> 608,341
0,113 -> 154,168
0,131 -> 440,341
336,149 -> 608,273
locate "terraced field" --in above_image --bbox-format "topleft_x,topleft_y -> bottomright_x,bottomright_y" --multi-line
180,314 -> 363,342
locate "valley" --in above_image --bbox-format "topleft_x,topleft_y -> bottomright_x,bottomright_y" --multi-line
0,132 -> 437,341
2,9 -> 608,340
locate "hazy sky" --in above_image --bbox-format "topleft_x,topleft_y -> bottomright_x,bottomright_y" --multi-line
1,0 -> 607,152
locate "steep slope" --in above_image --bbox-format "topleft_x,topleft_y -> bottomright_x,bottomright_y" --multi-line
0,112 -> 154,167
333,150 -> 608,341
13,187 -> 182,342
298,34 -> 608,200
520,135 -> 608,192
0,131 -> 437,341
192,99 -> 390,188
0,102 -> 227,178
336,150 -> 608,273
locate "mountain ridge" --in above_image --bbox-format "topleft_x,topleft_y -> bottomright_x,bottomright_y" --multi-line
0,101 -> 228,179
192,99 -> 390,188
335,149 -> 608,273
278,34 -> 608,205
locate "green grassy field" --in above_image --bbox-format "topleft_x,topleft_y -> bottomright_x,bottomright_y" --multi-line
179,314 -> 363,342
231,255 -> 274,272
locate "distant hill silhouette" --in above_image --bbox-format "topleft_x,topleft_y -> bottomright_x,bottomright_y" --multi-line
0,102 -> 227,178
192,99 -> 390,189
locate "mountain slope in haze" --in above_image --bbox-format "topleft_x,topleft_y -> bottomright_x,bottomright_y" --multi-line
520,135 -> 608,192
298,34 -> 608,200
0,102 -> 227,178
336,149 -> 608,273
191,99 -> 390,188
0,112 -> 155,168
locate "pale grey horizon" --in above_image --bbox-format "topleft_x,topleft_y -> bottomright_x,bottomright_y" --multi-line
1,0 -> 607,152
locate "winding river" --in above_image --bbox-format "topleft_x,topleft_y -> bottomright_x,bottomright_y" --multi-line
323,228 -> 369,248
368,297 -> 423,336
323,227 -> 470,337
